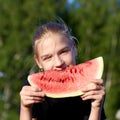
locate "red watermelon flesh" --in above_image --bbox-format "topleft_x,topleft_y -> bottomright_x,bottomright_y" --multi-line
28,56 -> 104,98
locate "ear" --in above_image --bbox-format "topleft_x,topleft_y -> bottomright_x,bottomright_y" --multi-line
34,54 -> 42,68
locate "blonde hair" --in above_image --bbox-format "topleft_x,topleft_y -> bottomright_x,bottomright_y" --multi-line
32,21 -> 77,55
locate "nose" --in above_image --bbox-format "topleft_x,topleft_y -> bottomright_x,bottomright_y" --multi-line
54,55 -> 64,68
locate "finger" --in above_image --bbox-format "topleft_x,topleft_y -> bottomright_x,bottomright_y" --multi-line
81,87 -> 105,99
25,95 -> 45,101
81,80 -> 105,92
81,91 -> 104,101
22,91 -> 45,98
23,86 -> 42,92
90,79 -> 104,86
20,86 -> 45,97
82,94 -> 103,101
81,88 -> 105,97
30,91 -> 45,97
22,98 -> 45,105
31,86 -> 42,92
22,95 -> 45,104
81,83 -> 99,92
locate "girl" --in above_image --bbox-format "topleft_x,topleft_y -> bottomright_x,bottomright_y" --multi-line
20,21 -> 106,120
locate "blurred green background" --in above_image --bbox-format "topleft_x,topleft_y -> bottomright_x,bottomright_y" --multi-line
0,0 -> 120,120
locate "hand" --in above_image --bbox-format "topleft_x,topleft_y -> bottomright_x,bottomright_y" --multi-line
81,79 -> 105,108
20,86 -> 45,109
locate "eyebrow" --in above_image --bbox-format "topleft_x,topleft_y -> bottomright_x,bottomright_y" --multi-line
59,46 -> 70,52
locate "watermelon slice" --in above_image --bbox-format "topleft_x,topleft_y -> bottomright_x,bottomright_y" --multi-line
28,56 -> 104,98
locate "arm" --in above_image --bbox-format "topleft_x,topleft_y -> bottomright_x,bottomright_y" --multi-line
19,86 -> 45,120
81,79 -> 105,120
20,105 -> 32,120
88,104 -> 103,120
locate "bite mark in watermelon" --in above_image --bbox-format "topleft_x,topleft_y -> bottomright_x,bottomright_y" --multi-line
28,56 -> 104,98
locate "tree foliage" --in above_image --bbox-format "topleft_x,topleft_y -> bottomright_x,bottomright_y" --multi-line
0,0 -> 120,120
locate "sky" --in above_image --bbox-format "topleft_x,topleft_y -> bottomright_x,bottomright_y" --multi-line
68,0 -> 74,4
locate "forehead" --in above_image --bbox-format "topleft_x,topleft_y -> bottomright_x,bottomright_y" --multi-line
35,32 -> 71,55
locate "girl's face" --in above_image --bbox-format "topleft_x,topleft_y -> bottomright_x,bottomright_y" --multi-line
34,32 -> 77,71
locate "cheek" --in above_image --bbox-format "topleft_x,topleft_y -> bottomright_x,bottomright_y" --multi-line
63,53 -> 76,65
41,62 -> 53,71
